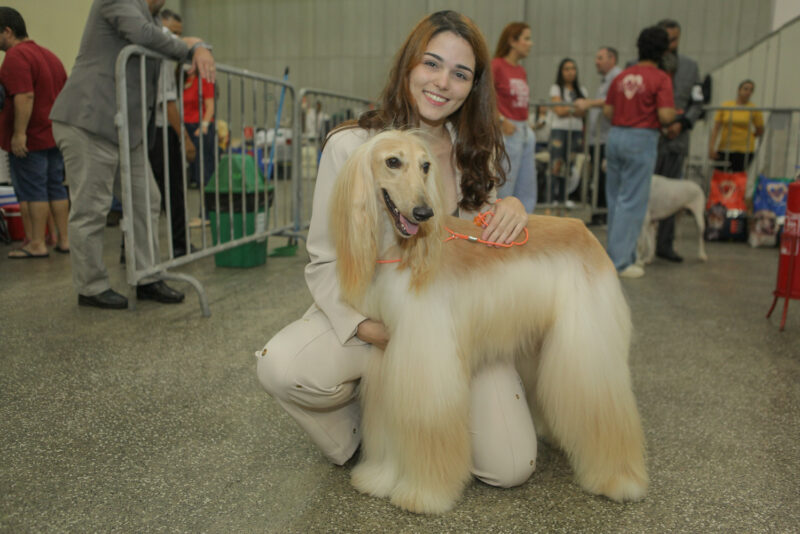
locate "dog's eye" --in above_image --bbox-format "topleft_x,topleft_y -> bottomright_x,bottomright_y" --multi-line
385,157 -> 402,169
421,162 -> 430,174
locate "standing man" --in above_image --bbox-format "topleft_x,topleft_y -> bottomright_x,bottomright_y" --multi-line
150,8 -> 196,258
50,0 -> 215,309
653,19 -> 703,263
576,46 -> 622,225
0,7 -> 69,258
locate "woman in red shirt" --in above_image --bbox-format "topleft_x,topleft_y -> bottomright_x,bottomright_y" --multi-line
492,22 -> 537,213
183,72 -> 215,188
602,26 -> 676,278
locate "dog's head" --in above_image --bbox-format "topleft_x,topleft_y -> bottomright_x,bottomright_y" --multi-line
331,130 -> 445,302
368,131 -> 441,239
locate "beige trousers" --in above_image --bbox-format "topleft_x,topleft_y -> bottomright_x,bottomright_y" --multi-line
257,307 -> 538,488
52,122 -> 161,295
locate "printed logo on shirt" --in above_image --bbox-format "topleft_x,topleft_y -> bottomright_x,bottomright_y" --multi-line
620,74 -> 644,100
509,78 -> 529,109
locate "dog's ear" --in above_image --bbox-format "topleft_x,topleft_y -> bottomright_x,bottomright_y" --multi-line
330,140 -> 380,303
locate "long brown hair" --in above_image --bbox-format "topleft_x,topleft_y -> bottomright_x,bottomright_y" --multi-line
494,22 -> 529,59
333,10 -> 506,212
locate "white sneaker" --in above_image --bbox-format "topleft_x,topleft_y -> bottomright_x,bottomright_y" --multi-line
619,264 -> 645,278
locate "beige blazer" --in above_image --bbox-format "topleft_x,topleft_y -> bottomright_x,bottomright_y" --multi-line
304,127 -> 495,345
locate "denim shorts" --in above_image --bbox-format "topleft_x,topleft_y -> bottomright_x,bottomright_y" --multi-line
9,146 -> 68,202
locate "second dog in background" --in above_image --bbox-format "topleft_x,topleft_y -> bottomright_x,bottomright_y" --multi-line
638,175 -> 708,264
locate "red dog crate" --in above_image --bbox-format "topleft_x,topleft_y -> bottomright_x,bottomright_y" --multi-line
0,202 -> 25,241
766,181 -> 800,330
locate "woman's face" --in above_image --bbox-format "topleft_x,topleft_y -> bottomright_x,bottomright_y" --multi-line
511,28 -> 533,58
408,31 -> 476,129
561,61 -> 577,84
738,83 -> 754,103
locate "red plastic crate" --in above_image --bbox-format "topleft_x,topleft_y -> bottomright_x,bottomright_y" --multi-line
1,203 -> 25,241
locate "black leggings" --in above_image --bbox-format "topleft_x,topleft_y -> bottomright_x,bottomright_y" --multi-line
715,151 -> 754,173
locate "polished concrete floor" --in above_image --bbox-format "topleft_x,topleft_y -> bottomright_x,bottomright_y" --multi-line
1,217 -> 798,533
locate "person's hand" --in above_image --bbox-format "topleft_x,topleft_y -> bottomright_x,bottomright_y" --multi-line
11,132 -> 27,157
708,147 -> 717,161
480,196 -> 528,246
665,121 -> 682,140
201,122 -> 209,136
184,134 -> 196,163
190,47 -> 216,84
356,319 -> 390,351
500,118 -> 516,136
573,98 -> 590,112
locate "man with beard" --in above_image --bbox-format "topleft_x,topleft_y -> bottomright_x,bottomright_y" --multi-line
652,19 -> 703,263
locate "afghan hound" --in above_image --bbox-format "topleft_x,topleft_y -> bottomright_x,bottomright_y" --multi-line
330,130 -> 647,514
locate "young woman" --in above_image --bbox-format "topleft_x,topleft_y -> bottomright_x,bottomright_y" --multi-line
708,79 -> 764,172
603,26 -> 676,278
549,58 -> 588,203
256,11 -> 536,489
492,22 -> 537,213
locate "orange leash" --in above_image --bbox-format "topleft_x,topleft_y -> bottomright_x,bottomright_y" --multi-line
377,210 -> 528,264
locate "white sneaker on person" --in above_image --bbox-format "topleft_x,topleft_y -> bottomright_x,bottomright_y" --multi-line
619,264 -> 645,278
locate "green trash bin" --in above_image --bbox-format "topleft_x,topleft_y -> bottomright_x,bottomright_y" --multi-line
204,153 -> 274,268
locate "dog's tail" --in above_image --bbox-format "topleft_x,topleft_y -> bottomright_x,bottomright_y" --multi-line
534,256 -> 648,502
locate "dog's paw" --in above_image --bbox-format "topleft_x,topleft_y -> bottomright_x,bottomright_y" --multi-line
583,470 -> 648,503
351,461 -> 397,498
389,478 -> 460,515
698,252 -> 708,262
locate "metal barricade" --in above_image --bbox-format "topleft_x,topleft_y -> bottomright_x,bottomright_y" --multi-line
290,88 -> 373,235
115,44 -> 296,317
527,101 -> 604,219
686,106 -> 800,194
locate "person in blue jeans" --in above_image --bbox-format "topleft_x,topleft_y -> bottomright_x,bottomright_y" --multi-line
603,26 -> 675,278
492,22 -> 537,212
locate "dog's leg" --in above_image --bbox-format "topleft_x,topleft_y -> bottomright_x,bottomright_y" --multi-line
535,264 -> 648,502
636,212 -> 656,266
351,347 -> 399,498
688,195 -> 708,261
384,310 -> 472,515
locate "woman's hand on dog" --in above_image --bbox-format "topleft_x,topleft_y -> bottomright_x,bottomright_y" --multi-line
357,319 -> 390,350
481,197 -> 528,246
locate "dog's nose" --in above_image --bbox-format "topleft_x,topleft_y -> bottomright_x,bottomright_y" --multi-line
412,206 -> 434,222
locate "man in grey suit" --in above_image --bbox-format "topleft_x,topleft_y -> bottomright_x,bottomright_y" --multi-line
653,19 -> 703,263
50,0 -> 215,309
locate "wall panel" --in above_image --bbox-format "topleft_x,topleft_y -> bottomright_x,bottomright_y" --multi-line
177,0 -> 776,102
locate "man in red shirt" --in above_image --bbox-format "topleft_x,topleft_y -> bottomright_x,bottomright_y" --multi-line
0,7 -> 69,258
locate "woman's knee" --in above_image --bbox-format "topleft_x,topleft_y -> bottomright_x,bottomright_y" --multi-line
474,443 -> 537,488
255,329 -> 302,402
255,313 -> 367,409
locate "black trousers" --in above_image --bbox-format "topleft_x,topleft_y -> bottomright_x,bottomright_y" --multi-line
654,146 -> 687,254
149,127 -> 187,254
589,144 -> 607,210
715,151 -> 754,173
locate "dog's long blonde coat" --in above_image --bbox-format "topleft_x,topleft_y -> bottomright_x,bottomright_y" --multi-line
331,130 -> 647,514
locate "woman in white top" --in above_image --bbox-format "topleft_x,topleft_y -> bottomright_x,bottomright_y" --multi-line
256,10 -> 538,489
548,58 -> 587,203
